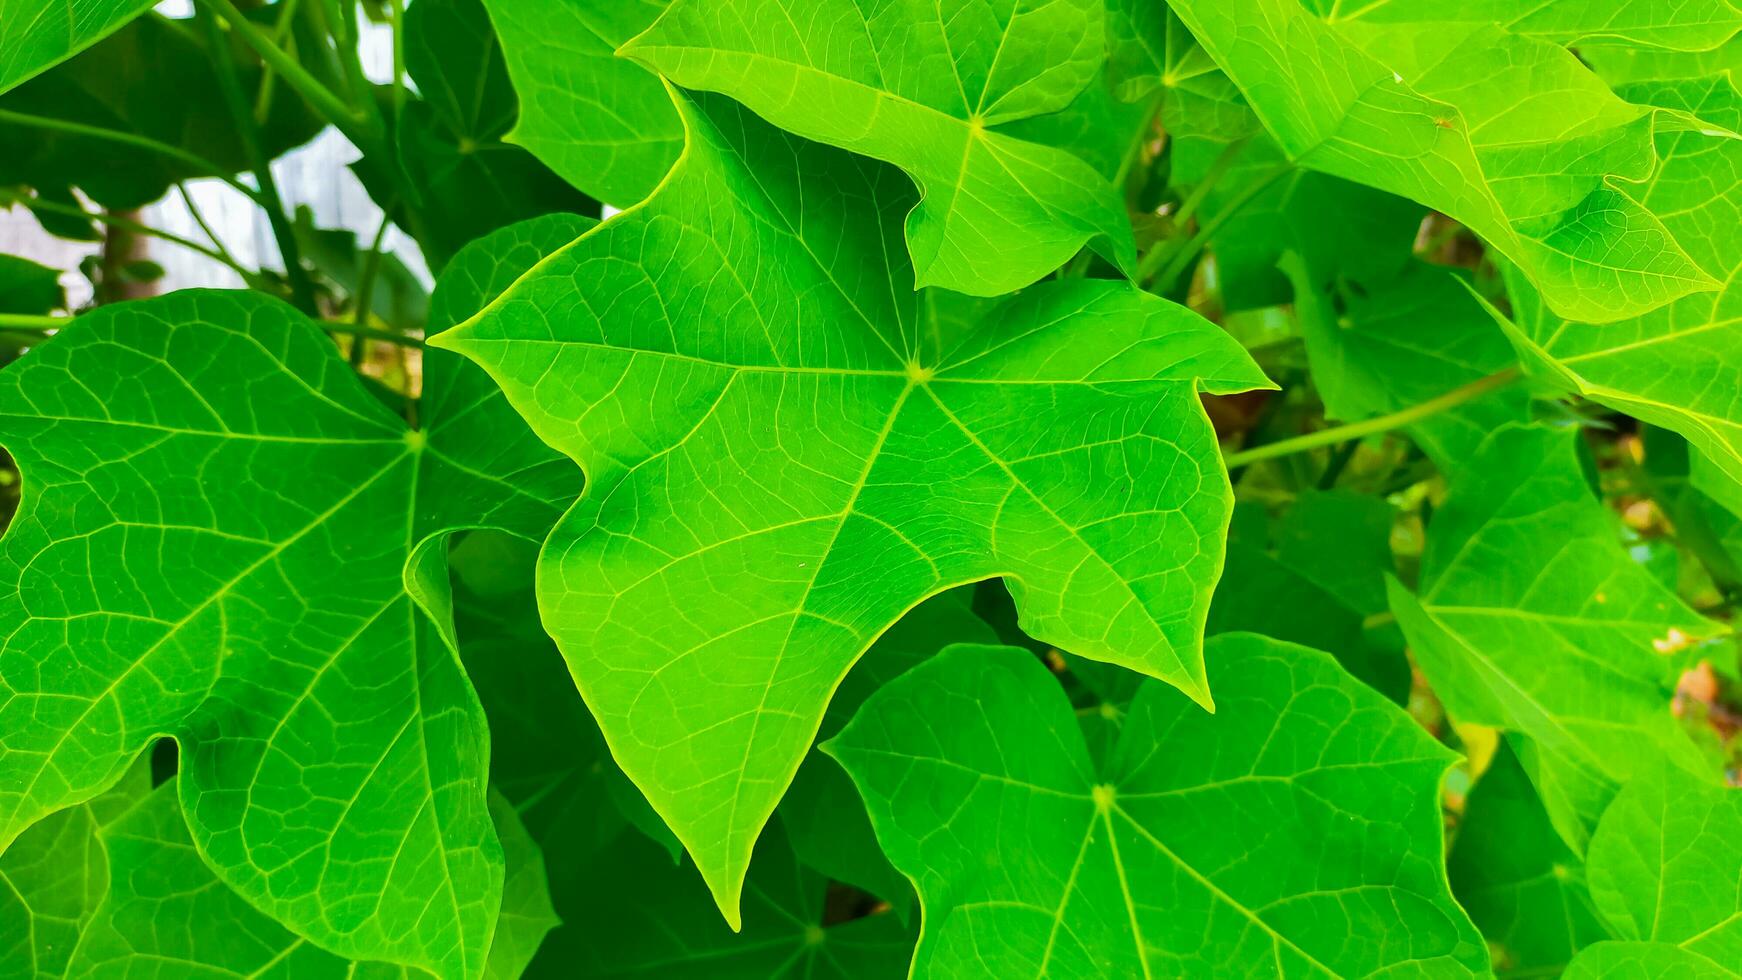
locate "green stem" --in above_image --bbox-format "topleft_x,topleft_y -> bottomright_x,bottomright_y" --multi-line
201,6 -> 317,314
0,107 -> 268,208
1134,136 -> 1250,285
1150,161 -> 1293,293
323,322 -> 423,349
0,314 -> 69,330
350,214 -> 394,366
1224,368 -> 1522,469
176,183 -> 245,274
198,0 -> 383,156
2,192 -> 259,282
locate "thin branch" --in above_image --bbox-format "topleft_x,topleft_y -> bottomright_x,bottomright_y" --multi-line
0,107 -> 269,208
1224,368 -> 1523,469
2,191 -> 261,283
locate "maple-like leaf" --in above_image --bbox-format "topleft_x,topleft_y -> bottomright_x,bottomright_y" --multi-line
826,637 -> 1489,977
434,92 -> 1271,923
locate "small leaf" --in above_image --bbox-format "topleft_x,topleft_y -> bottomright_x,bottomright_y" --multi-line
479,0 -> 681,207
622,0 -> 1137,294
0,254 -> 65,316
826,636 -> 1489,977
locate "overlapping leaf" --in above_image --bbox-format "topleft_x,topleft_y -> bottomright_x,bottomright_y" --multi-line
1562,765 -> 1742,976
1320,0 -> 1742,52
1170,0 -> 1721,324
435,92 -> 1271,922
827,637 -> 1488,977
0,225 -> 579,975
478,0 -> 680,208
1496,74 -> 1742,508
1387,425 -> 1722,853
1285,259 -> 1529,465
621,0 -> 1137,295
1449,745 -> 1613,976
0,0 -> 154,95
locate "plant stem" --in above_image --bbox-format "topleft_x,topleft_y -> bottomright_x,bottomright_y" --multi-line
351,214 -> 394,366
0,107 -> 269,208
1150,162 -> 1293,293
176,183 -> 245,273
2,192 -> 260,282
323,322 -> 423,349
198,0 -> 383,156
201,5 -> 317,314
1224,368 -> 1522,469
0,314 -> 70,330
1134,136 -> 1250,285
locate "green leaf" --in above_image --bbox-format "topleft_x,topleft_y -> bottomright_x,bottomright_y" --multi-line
1105,4 -> 1258,142
1386,425 -> 1722,852
0,255 -> 64,316
1211,491 -> 1411,703
0,14 -> 322,210
621,0 -> 1137,295
479,0 -> 681,207
826,636 -> 1488,976
1285,258 -> 1529,465
0,0 -> 154,95
1190,138 -> 1421,312
1555,763 -> 1742,978
0,275 -> 578,976
1316,0 -> 1742,52
1492,74 -> 1742,506
393,0 -> 598,270
1448,744 -> 1613,976
539,820 -> 912,978
0,757 -> 150,979
781,587 -> 993,915
435,92 -> 1270,924
1170,0 -> 1720,323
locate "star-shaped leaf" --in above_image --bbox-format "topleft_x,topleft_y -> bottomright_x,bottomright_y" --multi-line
620,0 -> 1137,295
825,636 -> 1489,977
434,92 -> 1271,924
0,223 -> 579,975
1386,424 -> 1723,853
1170,0 -> 1721,324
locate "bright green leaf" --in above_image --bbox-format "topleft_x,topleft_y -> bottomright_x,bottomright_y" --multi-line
479,0 -> 681,208
827,636 -> 1489,976
1104,4 -> 1257,142
621,0 -> 1137,295
435,93 -> 1271,924
0,0 -> 154,95
1493,74 -> 1742,507
0,278 -> 577,977
1386,425 -> 1722,852
1170,0 -> 1721,323
1555,762 -> 1742,978
1318,0 -> 1742,52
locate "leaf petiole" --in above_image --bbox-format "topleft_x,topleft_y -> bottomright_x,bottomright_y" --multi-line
1224,367 -> 1523,469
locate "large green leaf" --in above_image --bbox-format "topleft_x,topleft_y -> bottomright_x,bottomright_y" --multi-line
1386,425 -> 1721,853
6,776 -> 553,979
479,0 -> 680,207
1104,3 -> 1257,142
0,277 -> 577,977
621,0 -> 1136,295
0,0 -> 154,95
1563,764 -> 1742,976
434,92 -> 1270,923
1448,745 -> 1613,976
1170,0 -> 1721,324
1495,74 -> 1742,505
826,637 -> 1488,976
1317,0 -> 1742,52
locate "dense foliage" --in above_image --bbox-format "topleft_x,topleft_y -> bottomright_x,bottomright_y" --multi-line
0,1 -> 1739,977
